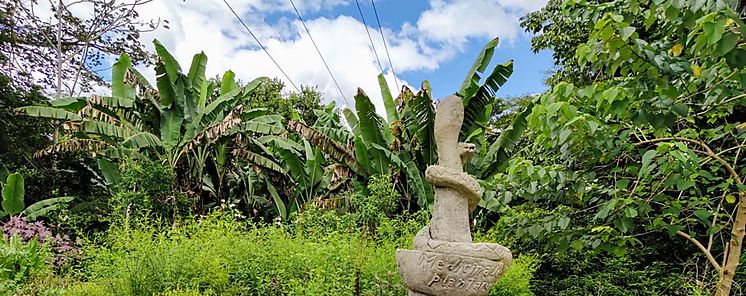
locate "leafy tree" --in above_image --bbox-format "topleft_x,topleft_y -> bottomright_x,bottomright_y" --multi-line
0,0 -> 163,94
492,0 -> 746,294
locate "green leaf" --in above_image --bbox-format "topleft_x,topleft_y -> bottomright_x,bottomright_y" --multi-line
266,181 -> 287,222
624,207 -> 638,218
354,89 -> 388,147
378,73 -> 399,123
97,159 -> 120,190
153,39 -> 182,83
676,179 -> 695,191
342,108 -> 360,135
23,196 -> 74,221
160,108 -> 184,148
641,150 -> 657,170
188,52 -> 208,97
620,26 -> 636,41
458,37 -> 499,100
221,70 -> 239,96
2,173 -> 25,216
694,209 -> 712,223
715,34 -> 738,57
122,132 -> 163,149
17,106 -> 82,122
112,53 -> 135,99
671,103 -> 689,116
461,60 -> 513,140
82,120 -> 132,139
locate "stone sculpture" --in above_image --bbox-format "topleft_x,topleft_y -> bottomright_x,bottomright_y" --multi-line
396,95 -> 512,296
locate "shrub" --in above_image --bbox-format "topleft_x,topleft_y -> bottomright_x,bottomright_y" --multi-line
112,159 -> 188,222
30,212 -> 536,296
353,174 -> 400,229
0,235 -> 48,294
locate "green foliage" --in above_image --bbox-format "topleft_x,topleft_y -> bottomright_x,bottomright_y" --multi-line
354,175 -> 401,228
16,212 -> 534,295
2,173 -> 24,216
112,159 -> 186,221
0,236 -> 48,294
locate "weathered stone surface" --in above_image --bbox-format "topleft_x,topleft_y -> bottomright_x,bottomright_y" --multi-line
397,250 -> 507,296
396,95 -> 512,296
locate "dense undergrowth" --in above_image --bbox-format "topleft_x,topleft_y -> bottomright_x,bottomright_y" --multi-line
5,210 -> 536,296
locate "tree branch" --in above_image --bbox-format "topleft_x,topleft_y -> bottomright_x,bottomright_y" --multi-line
677,230 -> 722,271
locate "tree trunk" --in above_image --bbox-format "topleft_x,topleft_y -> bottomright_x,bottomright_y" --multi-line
716,191 -> 746,296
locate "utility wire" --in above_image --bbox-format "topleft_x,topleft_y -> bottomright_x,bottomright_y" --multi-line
222,0 -> 300,92
288,0 -> 351,107
354,0 -> 384,74
370,0 -> 400,91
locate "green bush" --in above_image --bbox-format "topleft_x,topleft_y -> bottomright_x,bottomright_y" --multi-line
24,211 -> 535,296
353,174 -> 400,228
112,159 -> 189,222
0,236 -> 49,295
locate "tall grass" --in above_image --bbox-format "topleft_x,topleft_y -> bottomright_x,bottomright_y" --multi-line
20,211 -> 535,295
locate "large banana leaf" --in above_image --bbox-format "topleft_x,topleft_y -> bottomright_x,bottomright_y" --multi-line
288,120 -> 366,176
122,132 -> 163,149
199,88 -> 242,126
480,102 -> 534,179
378,73 -> 399,123
97,158 -> 121,190
456,37 -> 513,141
354,89 -> 388,147
23,196 -> 74,221
232,148 -> 285,174
265,180 -> 287,222
461,60 -> 513,140
342,108 -> 360,135
112,53 -> 135,99
90,96 -> 136,108
188,52 -> 208,97
458,37 -> 498,101
257,135 -> 304,153
233,121 -> 285,136
50,97 -> 86,112
176,75 -> 198,123
221,70 -> 239,96
404,160 -> 433,209
160,108 -> 184,149
400,84 -> 437,167
17,106 -> 82,121
153,39 -> 182,83
83,120 -> 133,139
156,61 -> 177,107
2,173 -> 24,216
277,148 -> 307,187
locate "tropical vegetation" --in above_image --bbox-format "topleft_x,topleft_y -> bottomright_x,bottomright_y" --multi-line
0,0 -> 744,295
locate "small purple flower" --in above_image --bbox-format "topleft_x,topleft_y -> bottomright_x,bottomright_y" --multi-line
2,217 -> 80,268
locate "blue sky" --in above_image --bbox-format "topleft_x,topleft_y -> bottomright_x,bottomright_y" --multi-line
309,0 -> 555,99
106,0 -> 554,113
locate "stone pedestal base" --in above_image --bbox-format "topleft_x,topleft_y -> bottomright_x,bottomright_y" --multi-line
396,249 -> 507,296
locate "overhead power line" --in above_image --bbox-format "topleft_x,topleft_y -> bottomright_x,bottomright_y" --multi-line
288,0 -> 351,107
222,0 -> 300,93
370,0 -> 400,91
354,0 -> 384,74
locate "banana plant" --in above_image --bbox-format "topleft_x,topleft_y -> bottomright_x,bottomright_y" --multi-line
1,173 -> 74,220
18,40 -> 287,196
290,37 -> 529,211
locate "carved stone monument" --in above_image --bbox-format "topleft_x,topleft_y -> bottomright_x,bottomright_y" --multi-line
396,95 -> 512,296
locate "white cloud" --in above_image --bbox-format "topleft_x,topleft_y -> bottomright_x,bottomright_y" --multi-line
88,0 -> 546,117
414,0 -> 523,46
